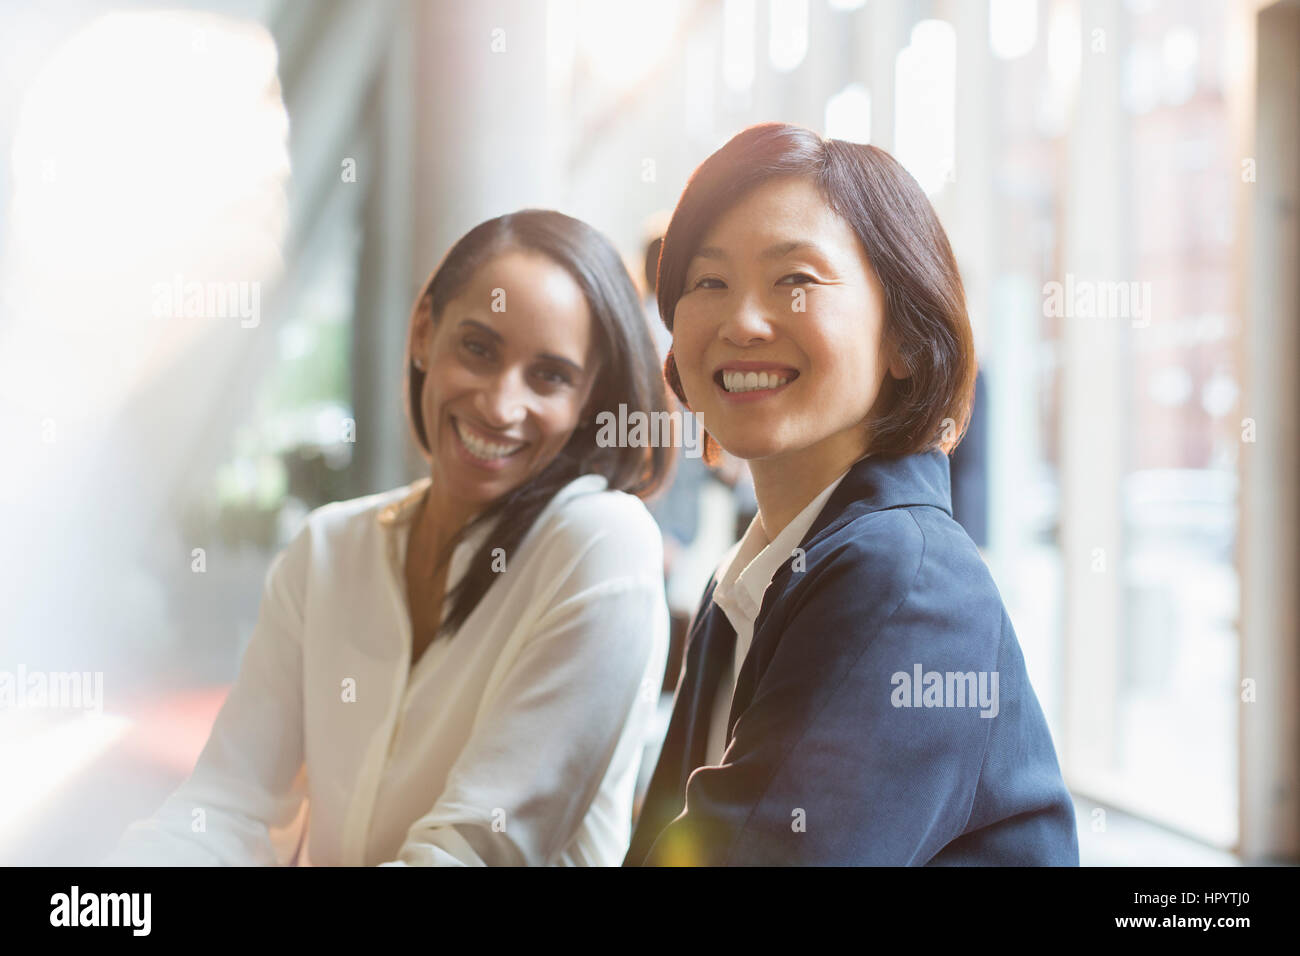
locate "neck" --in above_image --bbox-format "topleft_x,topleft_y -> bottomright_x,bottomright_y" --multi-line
748,430 -> 869,540
416,474 -> 481,562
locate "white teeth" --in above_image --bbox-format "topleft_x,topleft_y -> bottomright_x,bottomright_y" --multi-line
454,418 -> 524,460
721,369 -> 793,393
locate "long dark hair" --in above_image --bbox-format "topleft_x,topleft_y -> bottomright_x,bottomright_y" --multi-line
655,123 -> 976,462
404,209 -> 671,639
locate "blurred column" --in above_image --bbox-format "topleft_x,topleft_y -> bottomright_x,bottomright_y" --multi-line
349,2 -> 416,496
943,0 -> 994,360
411,0 -> 556,273
860,0 -> 905,153
1057,0 -> 1127,781
349,0 -> 557,495
1240,0 -> 1300,863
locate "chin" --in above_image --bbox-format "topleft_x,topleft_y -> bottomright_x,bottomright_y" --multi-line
708,430 -> 784,462
441,462 -> 516,500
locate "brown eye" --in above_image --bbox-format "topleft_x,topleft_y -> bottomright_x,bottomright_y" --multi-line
538,368 -> 571,386
462,338 -> 492,358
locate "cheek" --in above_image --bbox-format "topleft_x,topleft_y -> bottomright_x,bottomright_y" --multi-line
420,373 -> 444,415
802,320 -> 880,392
670,321 -> 710,377
427,352 -> 474,398
536,398 -> 582,444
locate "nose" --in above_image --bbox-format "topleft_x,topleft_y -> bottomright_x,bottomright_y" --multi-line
718,290 -> 775,348
473,367 -> 529,429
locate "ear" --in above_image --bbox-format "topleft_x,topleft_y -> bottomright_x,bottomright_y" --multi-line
887,352 -> 908,380
410,294 -> 434,365
881,337 -> 908,380
879,325 -> 908,381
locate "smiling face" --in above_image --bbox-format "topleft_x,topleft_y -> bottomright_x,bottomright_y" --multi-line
411,247 -> 601,511
671,175 -> 906,471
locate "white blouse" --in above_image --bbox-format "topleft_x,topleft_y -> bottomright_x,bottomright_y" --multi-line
103,472 -> 670,866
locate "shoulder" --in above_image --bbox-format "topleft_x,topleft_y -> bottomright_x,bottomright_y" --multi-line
265,481 -> 420,579
537,476 -> 662,550
812,502 -> 989,584
524,476 -> 665,589
293,480 -> 421,547
512,478 -> 668,656
793,507 -> 926,608
782,503 -> 1000,635
313,480 -> 418,533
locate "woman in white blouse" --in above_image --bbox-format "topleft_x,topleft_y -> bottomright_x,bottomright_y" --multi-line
105,210 -> 673,866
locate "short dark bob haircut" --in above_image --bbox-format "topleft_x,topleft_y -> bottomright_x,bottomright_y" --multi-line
657,123 -> 976,463
404,209 -> 671,638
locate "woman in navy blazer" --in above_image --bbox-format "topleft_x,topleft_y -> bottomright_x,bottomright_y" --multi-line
626,124 -> 1078,866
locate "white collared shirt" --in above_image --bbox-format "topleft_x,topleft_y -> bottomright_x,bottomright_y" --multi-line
104,472 -> 669,866
704,467 -> 851,766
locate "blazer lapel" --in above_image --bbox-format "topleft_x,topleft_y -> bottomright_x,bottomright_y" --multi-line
624,575 -> 736,865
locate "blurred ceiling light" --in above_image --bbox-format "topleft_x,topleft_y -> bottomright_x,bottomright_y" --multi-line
1161,26 -> 1198,105
769,0 -> 809,72
724,0 -> 756,92
1201,370 -> 1238,419
824,83 -> 871,144
1037,0 -> 1080,133
894,20 -> 956,196
1149,365 -> 1194,407
575,0 -> 683,90
1122,41 -> 1161,114
990,0 -> 1038,59
1045,0 -> 1081,93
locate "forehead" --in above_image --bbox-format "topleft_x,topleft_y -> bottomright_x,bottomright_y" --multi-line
446,248 -> 595,349
455,248 -> 589,317
429,248 -> 600,373
695,176 -> 852,252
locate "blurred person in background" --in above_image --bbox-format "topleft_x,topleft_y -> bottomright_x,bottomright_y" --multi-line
626,124 -> 1077,866
104,210 -> 671,866
948,367 -> 989,549
642,231 -> 708,582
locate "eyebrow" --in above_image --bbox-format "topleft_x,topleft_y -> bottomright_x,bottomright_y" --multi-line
457,319 -> 586,374
691,240 -> 829,263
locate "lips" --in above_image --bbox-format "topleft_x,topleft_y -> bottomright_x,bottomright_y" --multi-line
712,360 -> 800,375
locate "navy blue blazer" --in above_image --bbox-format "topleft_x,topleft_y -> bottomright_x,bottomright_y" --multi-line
625,449 -> 1078,866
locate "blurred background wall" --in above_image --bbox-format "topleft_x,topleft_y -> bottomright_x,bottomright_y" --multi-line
0,0 -> 1295,866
